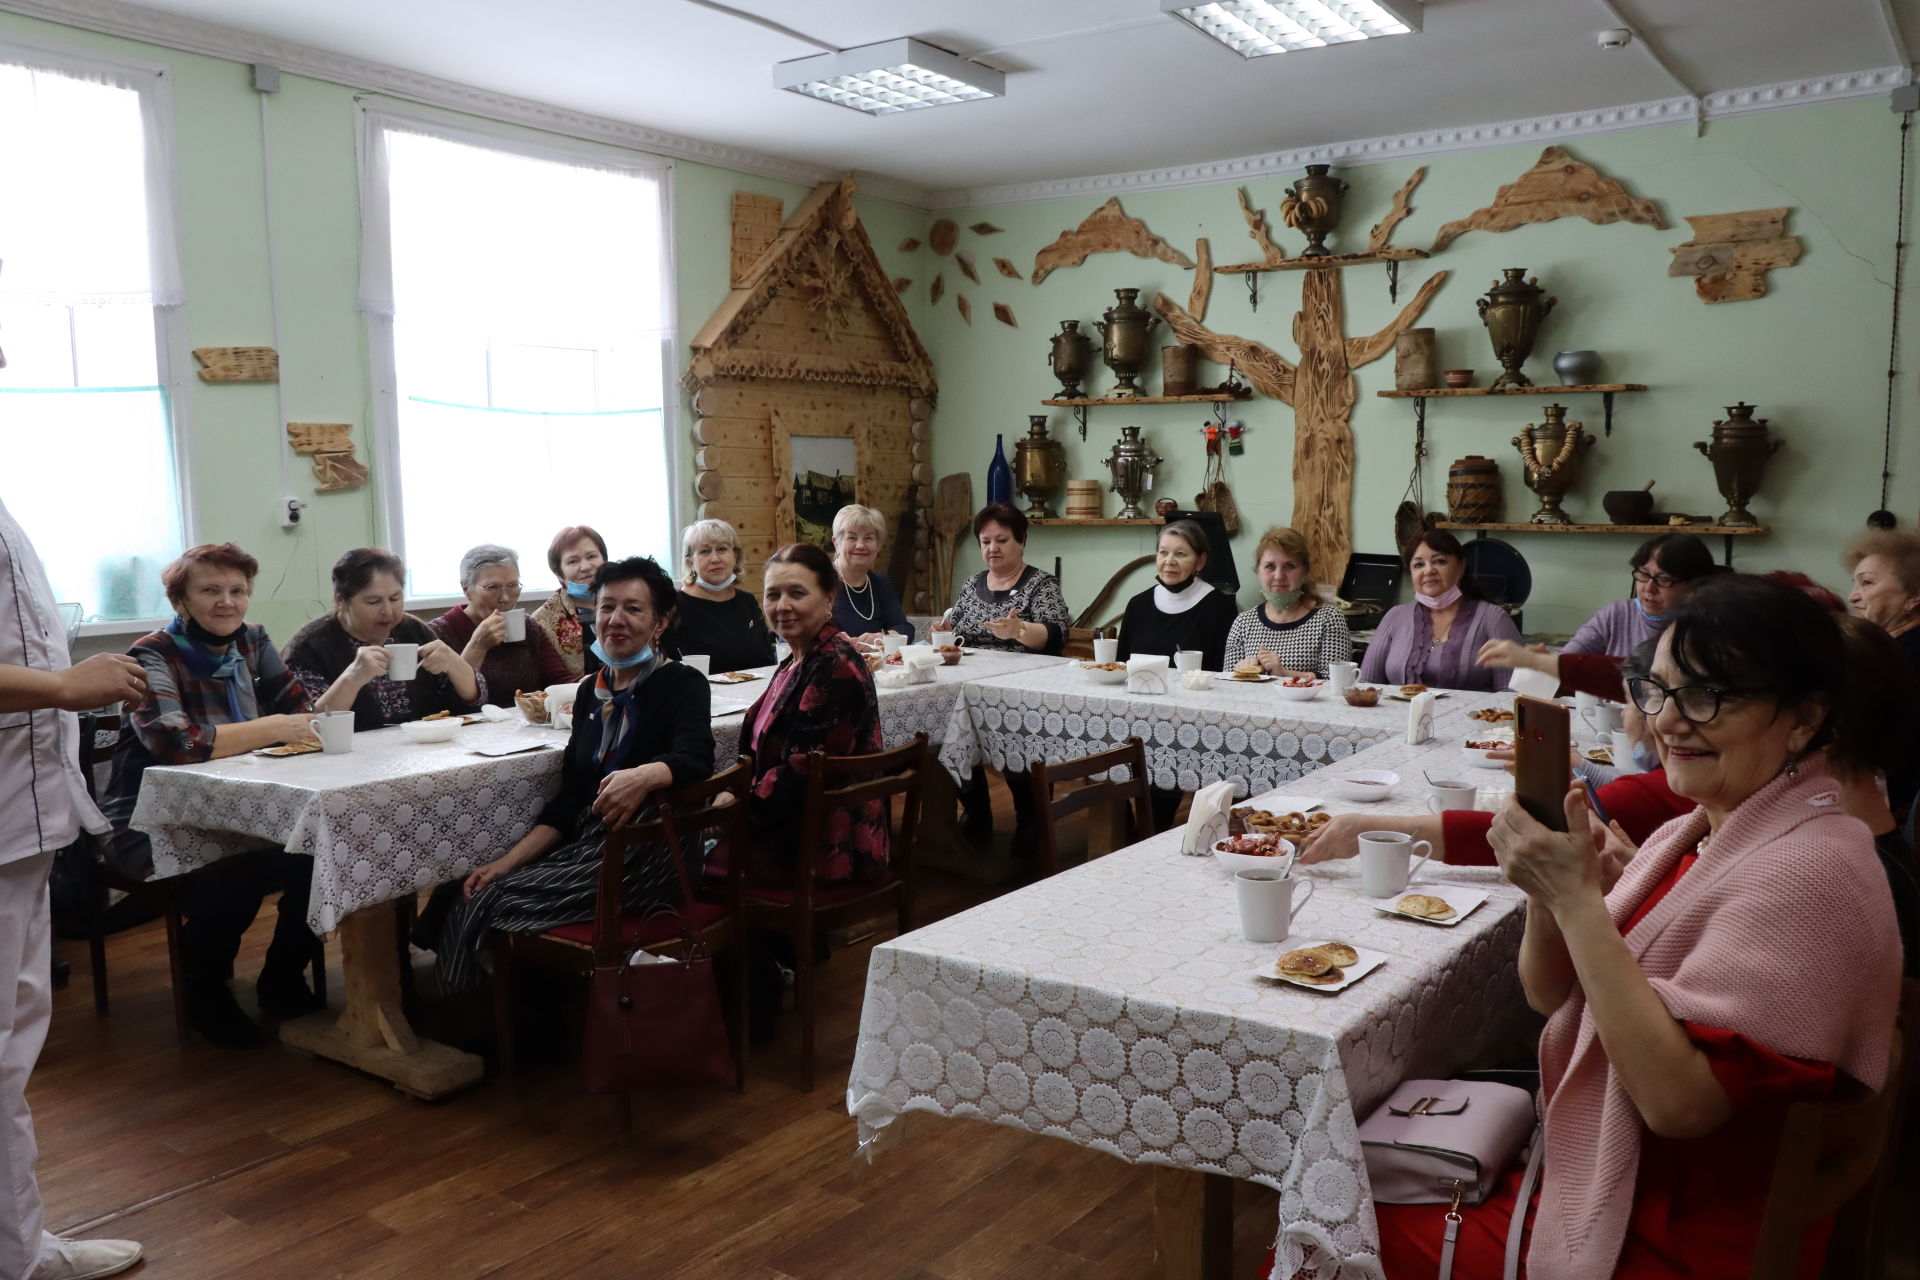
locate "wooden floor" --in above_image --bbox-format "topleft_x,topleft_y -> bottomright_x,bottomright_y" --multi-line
30,788 -> 1283,1280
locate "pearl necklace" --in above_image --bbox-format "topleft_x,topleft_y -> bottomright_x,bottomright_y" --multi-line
844,577 -> 876,622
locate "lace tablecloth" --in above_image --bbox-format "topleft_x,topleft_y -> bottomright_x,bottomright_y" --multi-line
850,701 -> 1534,1279
939,664 -> 1434,793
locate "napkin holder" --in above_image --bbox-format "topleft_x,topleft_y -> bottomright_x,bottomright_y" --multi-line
900,645 -> 941,685
1406,690 -> 1436,745
1126,653 -> 1170,695
1181,780 -> 1237,856
545,681 -> 580,732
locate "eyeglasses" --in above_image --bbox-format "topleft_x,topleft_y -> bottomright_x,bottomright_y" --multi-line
1625,675 -> 1749,725
1632,569 -> 1677,589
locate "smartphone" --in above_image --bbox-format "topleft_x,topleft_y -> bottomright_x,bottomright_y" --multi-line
1514,695 -> 1572,831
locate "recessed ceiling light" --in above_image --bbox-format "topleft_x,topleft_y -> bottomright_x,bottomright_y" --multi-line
775,38 -> 1005,116
1161,0 -> 1422,57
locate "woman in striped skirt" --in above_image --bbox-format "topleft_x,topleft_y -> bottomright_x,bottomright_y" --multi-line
431,556 -> 715,991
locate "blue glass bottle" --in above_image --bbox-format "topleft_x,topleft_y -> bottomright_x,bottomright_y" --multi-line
987,433 -> 1013,505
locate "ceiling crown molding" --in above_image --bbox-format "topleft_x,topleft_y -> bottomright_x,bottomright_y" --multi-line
930,64 -> 1910,209
0,0 -> 944,206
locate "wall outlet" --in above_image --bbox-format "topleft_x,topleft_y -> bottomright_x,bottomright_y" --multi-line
280,497 -> 306,529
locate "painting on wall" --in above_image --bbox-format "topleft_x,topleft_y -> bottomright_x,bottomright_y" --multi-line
790,434 -> 857,550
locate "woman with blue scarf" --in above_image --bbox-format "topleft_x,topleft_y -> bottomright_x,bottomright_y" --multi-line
428,556 -> 714,991
100,543 -> 325,1047
530,524 -> 609,677
1562,532 -> 1719,658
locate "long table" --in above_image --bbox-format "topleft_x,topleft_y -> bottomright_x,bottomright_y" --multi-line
849,696 -> 1533,1280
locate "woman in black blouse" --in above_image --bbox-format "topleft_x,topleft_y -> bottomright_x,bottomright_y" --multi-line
1115,520 -> 1237,671
935,503 -> 1071,654
665,517 -> 776,673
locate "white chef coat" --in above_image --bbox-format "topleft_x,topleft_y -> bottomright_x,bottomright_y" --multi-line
0,497 -> 106,864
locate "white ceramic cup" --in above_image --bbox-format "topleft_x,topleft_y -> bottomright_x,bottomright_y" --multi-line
384,642 -> 420,681
1093,637 -> 1119,664
1475,783 -> 1515,813
1611,729 -> 1643,774
501,607 -> 527,642
1424,779 -> 1478,814
1581,701 -> 1625,739
882,633 -> 907,656
1329,660 -> 1359,693
306,710 -> 354,754
1174,649 -> 1203,671
1358,830 -> 1434,898
1234,870 -> 1316,944
682,654 -> 711,677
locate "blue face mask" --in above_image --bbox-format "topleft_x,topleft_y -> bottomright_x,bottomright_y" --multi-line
699,572 -> 738,591
565,580 -> 592,600
591,638 -> 653,670
1632,596 -> 1667,624
1630,738 -> 1660,774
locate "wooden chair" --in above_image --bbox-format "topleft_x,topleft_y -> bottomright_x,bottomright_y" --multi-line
1750,987 -> 1913,1279
492,758 -> 754,1114
1028,738 -> 1156,879
744,734 -> 928,1093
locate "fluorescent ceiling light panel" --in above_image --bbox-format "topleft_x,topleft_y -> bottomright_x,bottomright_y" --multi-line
776,38 -> 1005,116
1161,0 -> 1422,56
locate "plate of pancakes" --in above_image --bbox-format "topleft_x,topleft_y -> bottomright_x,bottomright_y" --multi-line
1254,940 -> 1387,993
1374,886 -> 1489,927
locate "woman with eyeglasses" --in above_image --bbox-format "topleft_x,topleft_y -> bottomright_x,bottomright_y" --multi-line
1564,532 -> 1719,658
1376,574 -> 1902,1278
427,544 -> 572,706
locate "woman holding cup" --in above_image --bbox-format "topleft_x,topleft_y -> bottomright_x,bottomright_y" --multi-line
1222,526 -> 1354,678
426,543 -> 571,707
285,547 -> 483,730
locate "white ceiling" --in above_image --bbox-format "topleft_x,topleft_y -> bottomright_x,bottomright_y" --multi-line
29,0 -> 1920,200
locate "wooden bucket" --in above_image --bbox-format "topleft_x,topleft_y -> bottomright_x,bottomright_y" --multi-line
1161,345 -> 1198,397
1446,456 -> 1502,523
1066,480 -> 1102,520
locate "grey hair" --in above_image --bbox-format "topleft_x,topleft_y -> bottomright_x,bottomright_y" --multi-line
831,504 -> 886,544
680,518 -> 744,584
458,543 -> 519,591
1159,519 -> 1211,560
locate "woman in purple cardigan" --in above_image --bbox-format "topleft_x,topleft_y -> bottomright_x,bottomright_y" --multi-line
1559,532 -> 1718,659
1360,529 -> 1520,692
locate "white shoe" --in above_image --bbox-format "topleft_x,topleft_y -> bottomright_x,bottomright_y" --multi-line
30,1236 -> 143,1280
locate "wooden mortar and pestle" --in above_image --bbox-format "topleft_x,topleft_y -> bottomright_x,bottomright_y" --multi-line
1602,480 -> 1656,526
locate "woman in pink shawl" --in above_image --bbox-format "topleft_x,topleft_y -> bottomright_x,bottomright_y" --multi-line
1375,575 -> 1902,1279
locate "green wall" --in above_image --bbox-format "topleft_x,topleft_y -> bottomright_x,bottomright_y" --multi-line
902,97 -> 1911,635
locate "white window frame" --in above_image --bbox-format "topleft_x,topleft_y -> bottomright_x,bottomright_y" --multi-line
353,98 -> 681,609
0,31 -> 197,637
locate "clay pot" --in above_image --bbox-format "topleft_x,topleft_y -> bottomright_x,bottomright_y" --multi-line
1444,370 -> 1475,389
1601,490 -> 1655,525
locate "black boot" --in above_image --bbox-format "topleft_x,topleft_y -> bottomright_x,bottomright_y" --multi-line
187,978 -> 265,1048
255,967 -> 324,1020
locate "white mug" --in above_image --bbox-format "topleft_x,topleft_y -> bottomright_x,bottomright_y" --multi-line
682,654 -> 711,677
1358,830 -> 1433,898
1329,660 -> 1358,693
1474,784 -> 1514,814
1611,729 -> 1643,774
306,710 -> 354,754
1424,779 -> 1478,814
501,607 -> 528,642
882,633 -> 907,656
1174,649 -> 1203,671
1235,870 -> 1316,944
1581,701 -> 1625,739
1092,637 -> 1119,664
384,642 -> 420,681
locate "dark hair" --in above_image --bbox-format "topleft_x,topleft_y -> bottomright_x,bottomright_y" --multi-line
1765,569 -> 1847,615
972,502 -> 1029,545
1832,615 -> 1920,778
162,543 -> 258,609
763,542 -> 840,595
1399,528 -> 1490,603
589,555 -> 676,616
1632,533 -> 1717,584
1662,574 -> 1847,760
1619,636 -> 1659,683
547,525 -> 608,577
331,547 -> 405,601
1159,518 -> 1210,561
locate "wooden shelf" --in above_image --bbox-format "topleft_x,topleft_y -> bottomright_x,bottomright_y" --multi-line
1215,248 -> 1429,274
1041,394 -> 1248,407
1030,517 -> 1161,527
1378,383 -> 1647,399
1437,521 -> 1767,537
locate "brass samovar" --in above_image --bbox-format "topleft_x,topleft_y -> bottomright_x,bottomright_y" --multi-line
1013,415 -> 1066,518
1694,402 -> 1782,527
1095,288 -> 1158,399
1477,269 -> 1557,389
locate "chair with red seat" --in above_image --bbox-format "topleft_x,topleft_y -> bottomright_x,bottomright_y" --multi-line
491,757 -> 754,1109
745,733 -> 928,1093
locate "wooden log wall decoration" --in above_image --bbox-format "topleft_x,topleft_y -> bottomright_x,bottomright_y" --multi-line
1152,266 -> 1448,585
929,219 -> 960,254
956,250 -> 981,284
1189,238 -> 1213,323
1429,146 -> 1667,252
729,192 -> 785,287
286,422 -> 369,491
993,257 -> 1022,280
993,303 -> 1017,327
1667,207 -> 1802,303
193,347 -> 278,383
969,222 -> 1004,235
1236,187 -> 1288,267
1368,167 -> 1425,252
1030,197 -> 1196,285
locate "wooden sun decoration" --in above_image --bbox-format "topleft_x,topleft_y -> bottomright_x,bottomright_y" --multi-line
969,222 -> 1004,236
956,251 -> 981,284
929,219 -> 959,255
193,346 -> 278,383
957,295 -> 972,325
1667,208 -> 1802,303
1153,167 -> 1448,585
286,422 -> 369,491
993,257 -> 1022,280
1429,145 -> 1667,252
1029,197 -> 1196,285
993,303 -> 1017,328
688,178 -> 937,609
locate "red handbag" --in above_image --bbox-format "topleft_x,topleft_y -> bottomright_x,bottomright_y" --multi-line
580,812 -> 734,1093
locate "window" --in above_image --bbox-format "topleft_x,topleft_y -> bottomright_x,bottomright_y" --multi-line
358,106 -> 676,601
0,42 -> 188,622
